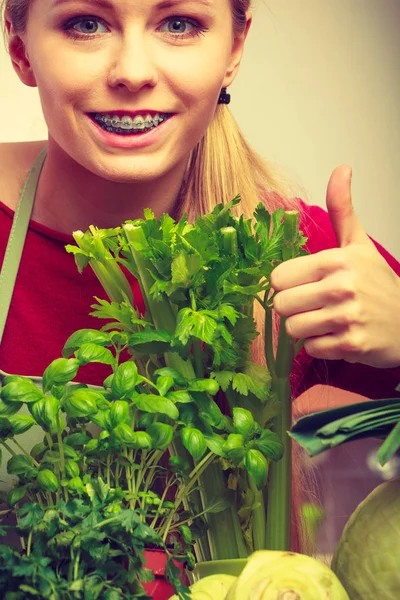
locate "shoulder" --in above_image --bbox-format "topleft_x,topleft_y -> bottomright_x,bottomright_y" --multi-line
0,140 -> 47,211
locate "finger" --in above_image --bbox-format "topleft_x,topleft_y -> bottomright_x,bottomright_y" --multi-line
270,248 -> 347,291
285,305 -> 354,340
303,330 -> 363,363
274,282 -> 327,317
326,165 -> 374,248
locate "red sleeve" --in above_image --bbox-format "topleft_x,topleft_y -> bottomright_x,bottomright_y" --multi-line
295,201 -> 400,400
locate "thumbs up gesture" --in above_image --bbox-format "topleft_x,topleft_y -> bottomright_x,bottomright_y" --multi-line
270,165 -> 400,368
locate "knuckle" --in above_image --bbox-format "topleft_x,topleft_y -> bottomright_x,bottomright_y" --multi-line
326,273 -> 357,303
338,331 -> 364,355
270,267 -> 282,290
285,316 -> 296,338
273,292 -> 285,315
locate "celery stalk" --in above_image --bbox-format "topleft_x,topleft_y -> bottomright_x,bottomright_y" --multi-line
264,211 -> 299,551
124,222 -> 245,561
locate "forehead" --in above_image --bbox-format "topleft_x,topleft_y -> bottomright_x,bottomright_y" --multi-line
50,0 -> 216,10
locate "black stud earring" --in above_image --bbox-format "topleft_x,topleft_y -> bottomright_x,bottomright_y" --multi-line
218,88 -> 231,105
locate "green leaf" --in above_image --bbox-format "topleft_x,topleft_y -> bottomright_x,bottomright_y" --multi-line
109,400 -> 130,428
65,433 -> 91,447
7,485 -> 28,507
0,397 -> 23,416
166,391 -> 193,404
179,525 -> 192,544
175,308 -> 217,345
244,448 -> 269,489
243,362 -> 271,402
135,394 -> 179,420
111,423 -> 136,446
204,434 -> 226,457
29,396 -> 60,434
181,427 -> 207,461
218,304 -> 241,326
153,367 -> 187,387
62,329 -> 111,358
65,459 -> 80,479
211,371 -> 234,392
64,388 -> 102,418
129,329 -> 173,354
8,414 -> 36,435
37,469 -> 59,492
171,251 -> 190,284
193,393 -> 225,429
7,455 -> 37,478
68,477 -> 86,494
232,373 -> 254,397
112,424 -> 152,449
233,408 -> 256,440
256,429 -> 284,461
17,503 -> 43,529
111,361 -> 138,398
75,343 -> 115,366
188,378 -> 219,395
377,421 -> 400,466
147,422 -> 174,450
0,416 -> 13,438
1,379 -> 44,404
42,358 -> 80,392
115,509 -> 141,531
223,434 -> 245,464
156,375 -> 174,397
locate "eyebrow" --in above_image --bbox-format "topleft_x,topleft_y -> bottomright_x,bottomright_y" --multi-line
53,0 -> 212,9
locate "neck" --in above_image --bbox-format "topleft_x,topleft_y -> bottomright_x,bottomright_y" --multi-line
31,139 -> 188,235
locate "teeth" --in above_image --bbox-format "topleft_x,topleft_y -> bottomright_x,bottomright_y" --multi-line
94,112 -> 167,130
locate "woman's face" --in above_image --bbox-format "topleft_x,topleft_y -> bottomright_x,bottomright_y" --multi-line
11,0 -> 251,183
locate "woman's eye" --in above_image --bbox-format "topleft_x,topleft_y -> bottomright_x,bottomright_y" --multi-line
64,17 -> 108,38
160,17 -> 205,38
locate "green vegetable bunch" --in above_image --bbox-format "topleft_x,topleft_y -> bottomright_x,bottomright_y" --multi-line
0,196 -> 308,598
66,196 -> 308,557
0,322 -> 282,597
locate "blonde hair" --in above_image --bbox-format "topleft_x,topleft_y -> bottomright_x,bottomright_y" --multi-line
1,0 -> 315,552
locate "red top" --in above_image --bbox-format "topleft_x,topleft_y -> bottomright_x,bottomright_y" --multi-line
1,198 -> 399,399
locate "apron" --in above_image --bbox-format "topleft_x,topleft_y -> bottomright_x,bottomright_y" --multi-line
0,146 -> 100,490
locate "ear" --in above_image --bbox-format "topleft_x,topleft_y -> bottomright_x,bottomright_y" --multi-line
223,11 -> 252,88
5,9 -> 37,88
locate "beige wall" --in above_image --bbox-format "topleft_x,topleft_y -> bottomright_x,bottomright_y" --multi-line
1,0 -> 399,256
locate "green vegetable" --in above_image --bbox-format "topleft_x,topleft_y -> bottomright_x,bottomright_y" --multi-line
226,550 -> 349,599
332,477 -> 400,599
169,574 -> 237,600
37,469 -> 60,493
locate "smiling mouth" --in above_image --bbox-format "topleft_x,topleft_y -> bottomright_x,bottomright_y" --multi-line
90,112 -> 173,135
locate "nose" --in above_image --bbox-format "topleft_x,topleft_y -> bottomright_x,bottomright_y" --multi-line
107,32 -> 158,92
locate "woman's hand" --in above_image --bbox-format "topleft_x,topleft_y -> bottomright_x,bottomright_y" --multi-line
271,165 -> 400,368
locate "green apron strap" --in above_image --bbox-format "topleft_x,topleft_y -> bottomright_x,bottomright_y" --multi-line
0,145 -> 48,345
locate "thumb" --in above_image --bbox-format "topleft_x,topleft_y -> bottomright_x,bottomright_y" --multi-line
326,165 -> 372,248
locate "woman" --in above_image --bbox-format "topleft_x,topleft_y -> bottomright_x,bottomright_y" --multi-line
1,0 -> 399,549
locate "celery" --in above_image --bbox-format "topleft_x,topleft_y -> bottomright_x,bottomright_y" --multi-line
265,211 -> 299,551
123,222 -> 245,561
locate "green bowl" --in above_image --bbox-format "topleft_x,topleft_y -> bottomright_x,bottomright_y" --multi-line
188,559 -> 247,584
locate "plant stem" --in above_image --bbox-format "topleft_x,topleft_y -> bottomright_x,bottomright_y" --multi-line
1,440 -> 17,457
26,530 -> 33,557
264,305 -> 276,379
56,415 -> 68,502
198,461 -> 247,559
264,211 -> 300,551
250,478 -> 267,550
11,439 -> 40,467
